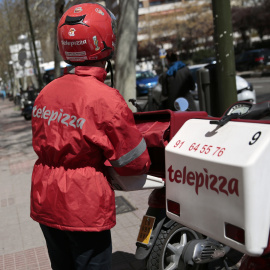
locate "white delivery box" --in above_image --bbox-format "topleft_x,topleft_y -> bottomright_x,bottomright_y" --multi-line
165,119 -> 270,256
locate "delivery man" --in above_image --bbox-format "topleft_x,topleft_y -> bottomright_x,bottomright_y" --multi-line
30,3 -> 151,270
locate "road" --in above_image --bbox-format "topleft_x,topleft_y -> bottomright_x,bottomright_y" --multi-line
245,76 -> 270,103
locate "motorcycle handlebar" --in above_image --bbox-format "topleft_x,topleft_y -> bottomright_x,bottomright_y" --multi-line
241,101 -> 270,120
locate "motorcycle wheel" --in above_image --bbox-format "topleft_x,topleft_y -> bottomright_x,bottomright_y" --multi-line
147,223 -> 207,270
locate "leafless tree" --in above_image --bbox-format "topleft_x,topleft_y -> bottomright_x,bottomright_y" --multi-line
138,1 -> 214,60
0,0 -> 268,89
54,0 -> 65,79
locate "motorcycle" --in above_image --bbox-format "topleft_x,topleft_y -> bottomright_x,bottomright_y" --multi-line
20,89 -> 39,121
129,99 -> 214,270
22,99 -> 34,120
109,99 -> 270,270
164,100 -> 270,270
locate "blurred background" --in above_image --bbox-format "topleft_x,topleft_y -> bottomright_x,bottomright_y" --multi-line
0,0 -> 269,114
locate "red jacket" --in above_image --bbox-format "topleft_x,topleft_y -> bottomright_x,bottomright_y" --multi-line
31,66 -> 150,232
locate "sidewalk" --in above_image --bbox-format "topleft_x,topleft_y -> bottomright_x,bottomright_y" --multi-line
0,99 -> 151,270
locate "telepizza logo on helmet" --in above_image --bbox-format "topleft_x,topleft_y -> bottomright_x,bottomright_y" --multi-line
61,40 -> 87,47
167,165 -> 239,197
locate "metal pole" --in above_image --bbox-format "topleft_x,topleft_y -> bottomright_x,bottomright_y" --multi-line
211,0 -> 237,116
148,88 -> 153,111
197,68 -> 211,114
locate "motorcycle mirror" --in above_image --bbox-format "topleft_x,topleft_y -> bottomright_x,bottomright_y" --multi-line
174,98 -> 189,111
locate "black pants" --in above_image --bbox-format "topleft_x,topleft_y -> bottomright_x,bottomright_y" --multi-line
40,224 -> 112,270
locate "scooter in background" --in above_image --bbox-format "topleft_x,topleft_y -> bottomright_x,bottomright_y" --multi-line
22,99 -> 34,120
21,90 -> 39,121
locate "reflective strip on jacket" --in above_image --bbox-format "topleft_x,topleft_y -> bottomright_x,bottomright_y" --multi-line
31,66 -> 151,232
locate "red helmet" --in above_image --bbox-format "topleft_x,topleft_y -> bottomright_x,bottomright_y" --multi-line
57,3 -> 116,65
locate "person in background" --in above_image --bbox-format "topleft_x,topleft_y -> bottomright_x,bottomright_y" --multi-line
159,50 -> 196,111
30,3 -> 151,270
0,89 -> 6,101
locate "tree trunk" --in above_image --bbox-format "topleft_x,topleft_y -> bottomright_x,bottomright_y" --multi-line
115,0 -> 139,112
54,0 -> 65,80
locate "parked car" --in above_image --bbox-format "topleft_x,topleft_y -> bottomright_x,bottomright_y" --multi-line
136,70 -> 159,96
188,63 -> 256,110
235,48 -> 270,71
199,56 -> 217,64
